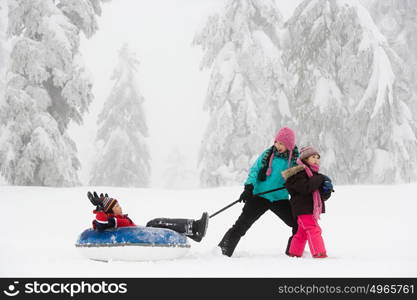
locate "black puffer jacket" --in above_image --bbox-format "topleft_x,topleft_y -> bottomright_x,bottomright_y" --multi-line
282,165 -> 331,217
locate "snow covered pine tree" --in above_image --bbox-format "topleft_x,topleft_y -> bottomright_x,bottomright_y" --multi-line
369,0 -> 417,99
0,0 -> 7,103
89,44 -> 151,187
284,0 -> 417,184
0,0 -> 104,186
194,0 -> 292,187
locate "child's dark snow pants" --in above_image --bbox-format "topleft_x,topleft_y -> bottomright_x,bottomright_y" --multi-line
146,218 -> 193,234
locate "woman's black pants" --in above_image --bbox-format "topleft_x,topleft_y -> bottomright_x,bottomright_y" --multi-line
218,196 -> 297,257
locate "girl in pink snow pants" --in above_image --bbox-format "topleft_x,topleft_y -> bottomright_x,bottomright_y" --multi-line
281,146 -> 334,258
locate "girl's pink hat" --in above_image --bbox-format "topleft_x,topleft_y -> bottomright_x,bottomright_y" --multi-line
299,146 -> 320,161
275,127 -> 295,151
266,127 -> 296,175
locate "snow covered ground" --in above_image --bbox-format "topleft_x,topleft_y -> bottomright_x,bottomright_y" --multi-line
1,184 -> 416,277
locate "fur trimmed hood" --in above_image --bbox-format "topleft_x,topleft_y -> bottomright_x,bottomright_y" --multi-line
281,165 -> 305,181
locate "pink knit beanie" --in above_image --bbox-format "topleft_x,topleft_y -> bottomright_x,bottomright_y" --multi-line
275,127 -> 295,151
266,127 -> 296,175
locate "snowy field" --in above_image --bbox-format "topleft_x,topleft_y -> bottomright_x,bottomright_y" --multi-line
1,184 -> 416,277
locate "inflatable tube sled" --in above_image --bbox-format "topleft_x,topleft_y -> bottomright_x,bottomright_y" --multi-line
75,226 -> 190,262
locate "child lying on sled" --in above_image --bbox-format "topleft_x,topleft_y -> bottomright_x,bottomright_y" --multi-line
88,191 -> 209,242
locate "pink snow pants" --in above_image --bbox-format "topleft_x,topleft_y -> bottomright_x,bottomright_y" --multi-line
289,214 -> 326,257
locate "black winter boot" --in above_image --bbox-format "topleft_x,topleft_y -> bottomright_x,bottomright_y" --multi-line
285,235 -> 293,256
218,228 -> 241,257
188,212 -> 209,242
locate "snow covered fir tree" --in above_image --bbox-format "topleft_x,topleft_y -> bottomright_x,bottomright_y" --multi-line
196,0 -> 417,187
194,0 -> 292,187
89,44 -> 151,187
0,0 -> 104,186
0,0 -> 7,185
284,0 -> 417,184
368,0 -> 417,113
0,0 -> 7,104
161,146 -> 196,189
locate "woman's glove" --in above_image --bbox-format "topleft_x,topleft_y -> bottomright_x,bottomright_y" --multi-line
239,184 -> 254,203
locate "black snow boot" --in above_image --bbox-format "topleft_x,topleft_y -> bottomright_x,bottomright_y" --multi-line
188,212 -> 209,242
285,235 -> 294,257
218,228 -> 241,257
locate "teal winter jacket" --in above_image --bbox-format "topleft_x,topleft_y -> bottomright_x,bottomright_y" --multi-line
245,148 -> 296,202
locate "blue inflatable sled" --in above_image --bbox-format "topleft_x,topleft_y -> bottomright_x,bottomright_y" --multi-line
75,226 -> 190,262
